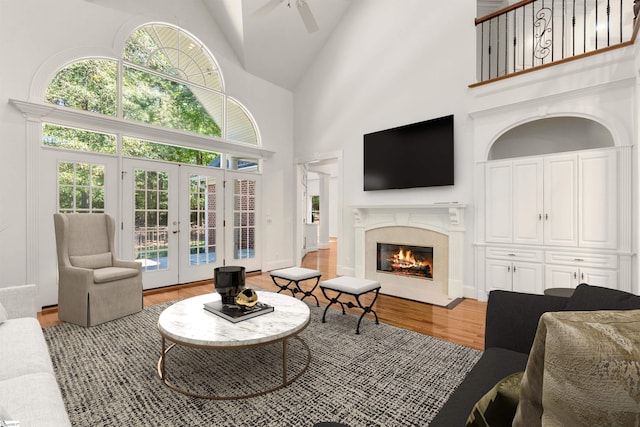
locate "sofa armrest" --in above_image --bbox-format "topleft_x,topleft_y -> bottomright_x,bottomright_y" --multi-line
0,284 -> 38,319
484,290 -> 568,354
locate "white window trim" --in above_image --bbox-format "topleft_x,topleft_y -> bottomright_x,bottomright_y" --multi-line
9,99 -> 274,159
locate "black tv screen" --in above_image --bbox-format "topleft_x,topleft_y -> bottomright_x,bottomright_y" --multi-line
363,114 -> 454,191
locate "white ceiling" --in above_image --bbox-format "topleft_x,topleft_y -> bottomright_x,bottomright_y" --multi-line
202,0 -> 353,91
86,0 -> 494,92
203,0 -> 499,91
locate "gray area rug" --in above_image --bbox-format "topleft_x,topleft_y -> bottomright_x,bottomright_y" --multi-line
43,296 -> 481,426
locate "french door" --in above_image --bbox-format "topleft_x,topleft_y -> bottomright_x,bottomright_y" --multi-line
122,159 -> 260,289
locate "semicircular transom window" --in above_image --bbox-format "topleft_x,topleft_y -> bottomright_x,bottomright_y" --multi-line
124,23 -> 223,91
44,23 -> 260,147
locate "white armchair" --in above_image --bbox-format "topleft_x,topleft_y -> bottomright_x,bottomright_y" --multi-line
53,213 -> 143,327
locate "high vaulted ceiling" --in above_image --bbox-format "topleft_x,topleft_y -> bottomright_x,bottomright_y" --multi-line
202,0 -> 353,91
86,0 -> 493,92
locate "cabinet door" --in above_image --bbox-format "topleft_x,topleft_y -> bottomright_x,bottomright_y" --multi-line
581,267 -> 617,289
512,261 -> 543,294
485,259 -> 513,292
544,264 -> 577,289
513,158 -> 543,245
579,151 -> 617,249
544,155 -> 578,246
486,161 -> 513,243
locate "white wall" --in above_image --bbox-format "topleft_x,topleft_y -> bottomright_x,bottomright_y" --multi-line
0,0 -> 295,304
294,0 -> 478,294
293,0 -> 639,298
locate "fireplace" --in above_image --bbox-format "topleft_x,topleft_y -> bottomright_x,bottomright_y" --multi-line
352,204 -> 466,306
376,243 -> 433,279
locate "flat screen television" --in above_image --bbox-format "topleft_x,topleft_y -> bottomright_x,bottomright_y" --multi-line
363,114 -> 454,191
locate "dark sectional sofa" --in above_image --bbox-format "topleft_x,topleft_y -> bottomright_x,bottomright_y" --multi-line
428,284 -> 640,427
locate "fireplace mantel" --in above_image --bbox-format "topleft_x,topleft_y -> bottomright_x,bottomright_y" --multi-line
352,203 -> 467,303
352,203 -> 466,228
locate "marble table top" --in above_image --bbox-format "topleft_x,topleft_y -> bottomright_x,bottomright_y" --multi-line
157,291 -> 310,348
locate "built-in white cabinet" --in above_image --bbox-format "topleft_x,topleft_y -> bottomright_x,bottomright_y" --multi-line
486,259 -> 543,294
481,147 -> 628,298
544,251 -> 618,290
485,247 -> 543,294
486,149 -> 617,249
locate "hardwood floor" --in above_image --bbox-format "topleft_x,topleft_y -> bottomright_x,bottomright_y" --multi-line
38,238 -> 487,350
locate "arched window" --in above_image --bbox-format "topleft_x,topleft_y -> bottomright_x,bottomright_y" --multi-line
44,23 -> 260,147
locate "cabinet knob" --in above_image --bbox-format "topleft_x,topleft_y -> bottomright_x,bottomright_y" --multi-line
507,266 -> 511,272
539,213 -> 542,220
545,213 -> 549,220
513,265 -> 516,273
574,258 -> 584,262
574,272 -> 577,279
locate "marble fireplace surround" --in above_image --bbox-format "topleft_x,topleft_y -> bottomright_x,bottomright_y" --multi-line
353,204 -> 466,307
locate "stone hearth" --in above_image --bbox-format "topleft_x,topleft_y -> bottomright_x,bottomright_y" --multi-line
353,204 -> 466,307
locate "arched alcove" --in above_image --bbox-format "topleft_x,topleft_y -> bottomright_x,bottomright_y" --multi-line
488,117 -> 614,160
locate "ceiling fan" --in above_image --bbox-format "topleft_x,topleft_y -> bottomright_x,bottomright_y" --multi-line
252,0 -> 320,33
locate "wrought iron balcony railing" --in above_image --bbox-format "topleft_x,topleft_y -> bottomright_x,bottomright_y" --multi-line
474,0 -> 639,85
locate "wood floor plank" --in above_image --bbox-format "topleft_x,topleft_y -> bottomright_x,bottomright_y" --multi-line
38,238 -> 487,350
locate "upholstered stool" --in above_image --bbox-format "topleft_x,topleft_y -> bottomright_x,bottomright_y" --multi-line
320,276 -> 381,334
270,267 -> 321,306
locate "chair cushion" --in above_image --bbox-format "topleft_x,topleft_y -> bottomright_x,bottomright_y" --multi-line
320,276 -> 381,294
70,252 -> 112,269
270,267 -> 321,281
93,267 -> 139,284
514,309 -> 640,426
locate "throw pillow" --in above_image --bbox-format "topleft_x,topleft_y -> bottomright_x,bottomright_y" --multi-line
513,309 -> 640,426
465,371 -> 524,427
565,283 -> 640,311
0,300 -> 7,324
69,252 -> 113,269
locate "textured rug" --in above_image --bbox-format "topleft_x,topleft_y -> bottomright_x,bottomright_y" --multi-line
43,297 -> 481,427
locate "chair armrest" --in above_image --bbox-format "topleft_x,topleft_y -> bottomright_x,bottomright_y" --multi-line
484,290 -> 568,354
113,259 -> 142,271
0,284 -> 38,319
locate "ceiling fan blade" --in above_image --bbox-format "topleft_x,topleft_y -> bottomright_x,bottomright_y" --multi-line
296,0 -> 319,33
252,0 -> 283,18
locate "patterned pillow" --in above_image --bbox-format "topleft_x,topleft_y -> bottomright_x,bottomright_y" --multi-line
514,309 -> 640,426
465,371 -> 523,427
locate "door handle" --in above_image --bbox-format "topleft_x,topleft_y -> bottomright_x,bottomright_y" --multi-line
172,220 -> 180,234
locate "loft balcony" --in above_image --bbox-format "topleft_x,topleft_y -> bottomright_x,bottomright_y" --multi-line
474,0 -> 640,86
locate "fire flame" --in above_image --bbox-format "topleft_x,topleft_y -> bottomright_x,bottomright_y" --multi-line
390,248 -> 425,269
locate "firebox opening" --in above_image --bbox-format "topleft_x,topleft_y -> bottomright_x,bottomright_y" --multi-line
376,242 -> 433,280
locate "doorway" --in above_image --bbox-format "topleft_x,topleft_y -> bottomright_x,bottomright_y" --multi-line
296,154 -> 341,267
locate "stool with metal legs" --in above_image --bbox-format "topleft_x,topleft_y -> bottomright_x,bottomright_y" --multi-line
270,267 -> 321,306
320,276 -> 381,334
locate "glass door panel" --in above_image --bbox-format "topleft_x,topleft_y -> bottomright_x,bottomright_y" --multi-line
225,172 -> 261,272
122,159 -> 179,289
178,166 -> 224,283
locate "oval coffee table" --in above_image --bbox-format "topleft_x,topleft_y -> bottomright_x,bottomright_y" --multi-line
157,290 -> 311,400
